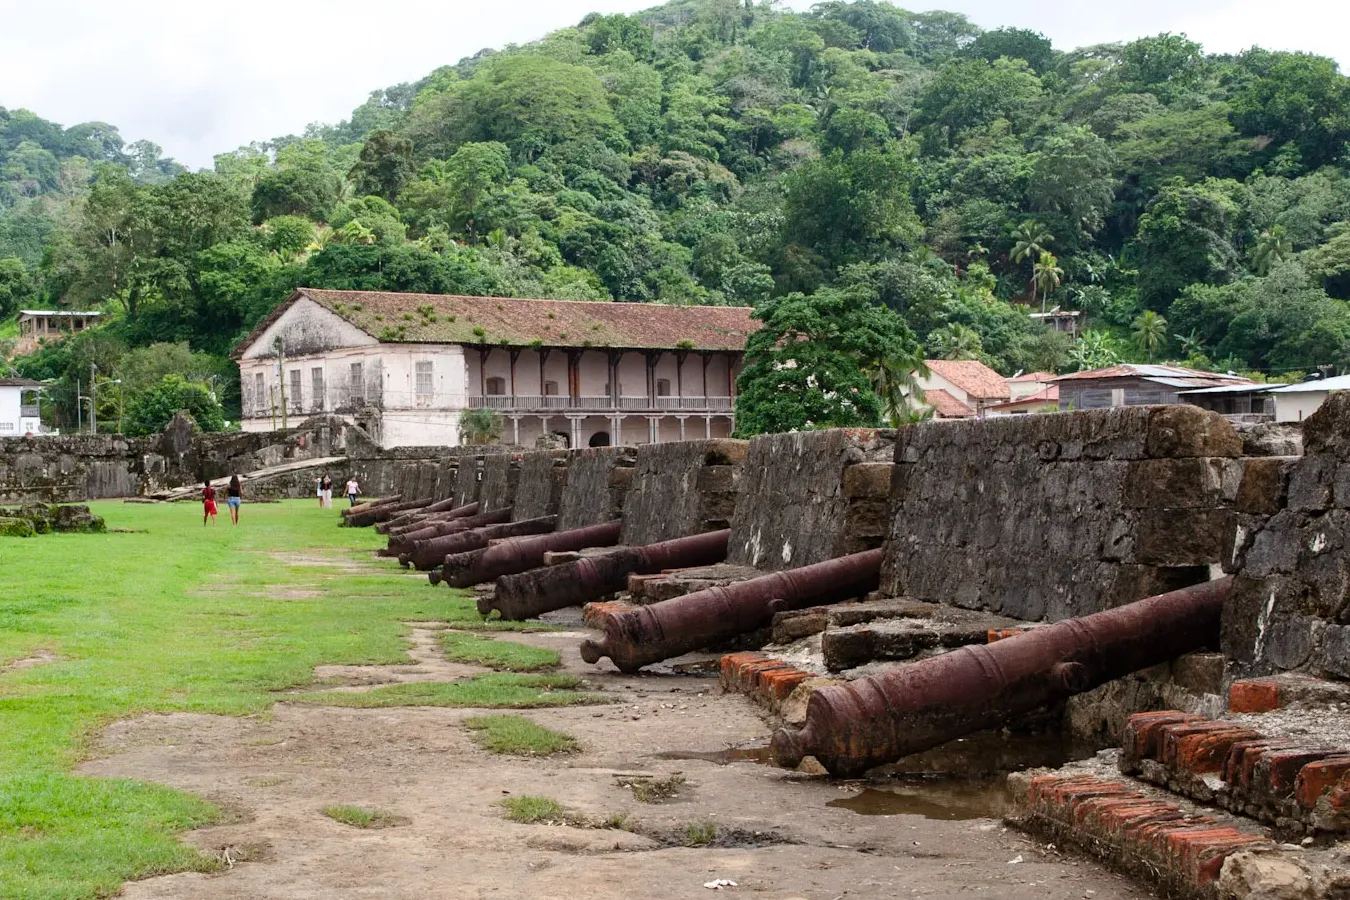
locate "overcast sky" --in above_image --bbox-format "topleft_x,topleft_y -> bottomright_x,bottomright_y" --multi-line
2,0 -> 1346,170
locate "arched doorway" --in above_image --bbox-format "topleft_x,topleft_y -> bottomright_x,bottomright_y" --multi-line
588,431 -> 611,447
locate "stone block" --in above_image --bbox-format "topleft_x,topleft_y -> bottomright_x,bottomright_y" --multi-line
694,465 -> 738,494
1122,458 -> 1241,509
1287,455 -> 1336,512
1133,509 -> 1235,566
1229,679 -> 1281,714
842,462 -> 892,499
1143,404 -> 1243,459
1298,391 -> 1350,458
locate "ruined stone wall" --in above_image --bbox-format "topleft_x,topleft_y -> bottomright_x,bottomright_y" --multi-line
479,453 -> 519,513
1224,394 -> 1350,677
511,451 -> 569,521
452,454 -> 481,508
882,406 -> 1244,621
619,439 -> 746,547
726,429 -> 894,571
555,446 -> 637,532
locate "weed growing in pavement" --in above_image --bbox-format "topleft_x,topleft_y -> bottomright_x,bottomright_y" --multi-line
499,795 -> 569,824
616,773 -> 686,803
322,805 -> 407,829
464,715 -> 578,755
681,821 -> 717,846
441,632 -> 560,671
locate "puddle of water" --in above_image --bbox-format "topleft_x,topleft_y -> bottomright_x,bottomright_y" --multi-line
827,782 -> 1009,820
653,741 -> 773,765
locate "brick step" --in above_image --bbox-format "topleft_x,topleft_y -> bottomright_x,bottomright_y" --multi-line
1007,760 -> 1350,899
718,652 -> 827,719
1120,710 -> 1350,837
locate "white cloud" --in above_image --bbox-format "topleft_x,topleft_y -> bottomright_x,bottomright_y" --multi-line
1,0 -> 1344,170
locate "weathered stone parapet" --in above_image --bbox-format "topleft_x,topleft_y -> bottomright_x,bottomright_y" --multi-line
511,450 -> 569,522
619,439 -> 746,546
883,406 -> 1244,621
727,428 -> 894,571
555,446 -> 637,532
1223,393 -> 1350,677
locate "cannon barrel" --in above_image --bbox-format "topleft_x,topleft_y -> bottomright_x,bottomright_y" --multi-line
401,515 -> 556,570
383,499 -> 479,533
769,576 -> 1232,777
579,548 -> 885,673
390,507 -> 511,550
396,508 -> 517,567
342,495 -> 399,518
345,497 -> 432,528
437,520 -> 623,588
387,504 -> 482,542
484,529 -> 731,619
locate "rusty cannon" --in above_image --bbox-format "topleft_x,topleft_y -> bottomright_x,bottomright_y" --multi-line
380,497 -> 477,533
341,495 -> 400,525
770,576 -> 1233,778
346,497 -> 433,528
484,529 -> 731,620
378,504 -> 484,556
388,507 -> 512,556
401,515 -> 557,570
433,520 -> 623,588
580,547 -> 885,673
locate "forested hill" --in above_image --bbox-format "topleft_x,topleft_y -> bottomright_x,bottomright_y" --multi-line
4,0 -> 1350,433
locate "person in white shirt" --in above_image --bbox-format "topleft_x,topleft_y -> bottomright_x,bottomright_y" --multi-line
345,478 -> 361,507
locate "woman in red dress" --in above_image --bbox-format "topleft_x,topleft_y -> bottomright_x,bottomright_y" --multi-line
202,480 -> 218,526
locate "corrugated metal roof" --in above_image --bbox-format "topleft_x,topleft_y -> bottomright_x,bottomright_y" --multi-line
1178,383 -> 1279,395
1268,374 -> 1350,393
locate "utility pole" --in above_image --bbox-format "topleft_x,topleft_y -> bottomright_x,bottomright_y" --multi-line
274,336 -> 288,431
90,362 -> 97,435
76,377 -> 82,433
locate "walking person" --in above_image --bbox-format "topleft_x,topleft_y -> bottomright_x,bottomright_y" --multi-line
320,474 -> 334,509
314,476 -> 325,508
345,476 -> 361,507
202,480 -> 218,526
226,474 -> 243,526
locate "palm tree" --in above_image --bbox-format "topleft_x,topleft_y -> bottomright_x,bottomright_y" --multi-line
460,407 -> 504,445
1132,310 -> 1168,361
1253,225 -> 1293,275
1011,221 -> 1053,267
1032,251 -> 1063,313
872,354 -> 931,428
1173,328 -> 1204,358
931,323 -> 984,360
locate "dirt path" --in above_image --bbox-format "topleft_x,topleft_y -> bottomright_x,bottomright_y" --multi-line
80,580 -> 1152,899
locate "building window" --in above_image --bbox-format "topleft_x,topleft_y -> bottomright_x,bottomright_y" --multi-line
656,378 -> 671,397
253,372 -> 266,416
289,369 -> 302,412
544,380 -> 559,396
349,362 -> 364,404
311,367 -> 325,411
415,361 -> 434,406
485,376 -> 506,396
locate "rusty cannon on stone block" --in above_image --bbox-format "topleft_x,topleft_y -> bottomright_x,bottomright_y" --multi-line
386,503 -> 482,542
380,497 -> 477,533
345,497 -> 434,528
389,507 -> 513,559
770,576 -> 1233,778
400,515 -> 557,570
484,530 -> 732,619
431,520 -> 623,588
378,503 -> 484,556
341,495 -> 400,526
579,547 -> 886,673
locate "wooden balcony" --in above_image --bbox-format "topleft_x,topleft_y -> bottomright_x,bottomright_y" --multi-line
467,395 -> 734,414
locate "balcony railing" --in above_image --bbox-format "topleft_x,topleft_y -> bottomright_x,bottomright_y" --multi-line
19,405 -> 40,417
467,395 -> 734,413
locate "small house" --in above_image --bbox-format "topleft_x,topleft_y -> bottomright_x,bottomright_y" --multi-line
0,378 -> 46,436
1055,365 -> 1250,411
914,359 -> 1011,418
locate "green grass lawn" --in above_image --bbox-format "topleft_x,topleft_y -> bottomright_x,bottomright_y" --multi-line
0,500 -> 488,899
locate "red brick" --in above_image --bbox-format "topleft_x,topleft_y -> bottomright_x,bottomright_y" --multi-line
1329,774 -> 1350,810
719,652 -> 764,691
761,669 -> 811,701
1254,749 -> 1341,797
1159,721 -> 1242,768
986,628 -> 1030,643
1123,711 -> 1206,761
1229,678 -> 1282,713
1294,757 -> 1350,809
1169,727 -> 1263,775
1224,739 -> 1293,789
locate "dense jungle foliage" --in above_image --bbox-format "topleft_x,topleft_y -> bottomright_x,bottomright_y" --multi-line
3,0 -> 1349,433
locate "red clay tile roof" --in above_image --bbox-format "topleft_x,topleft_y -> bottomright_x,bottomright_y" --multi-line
1009,371 -> 1057,383
924,389 -> 976,418
925,359 -> 1011,400
987,386 -> 1059,411
232,288 -> 757,358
